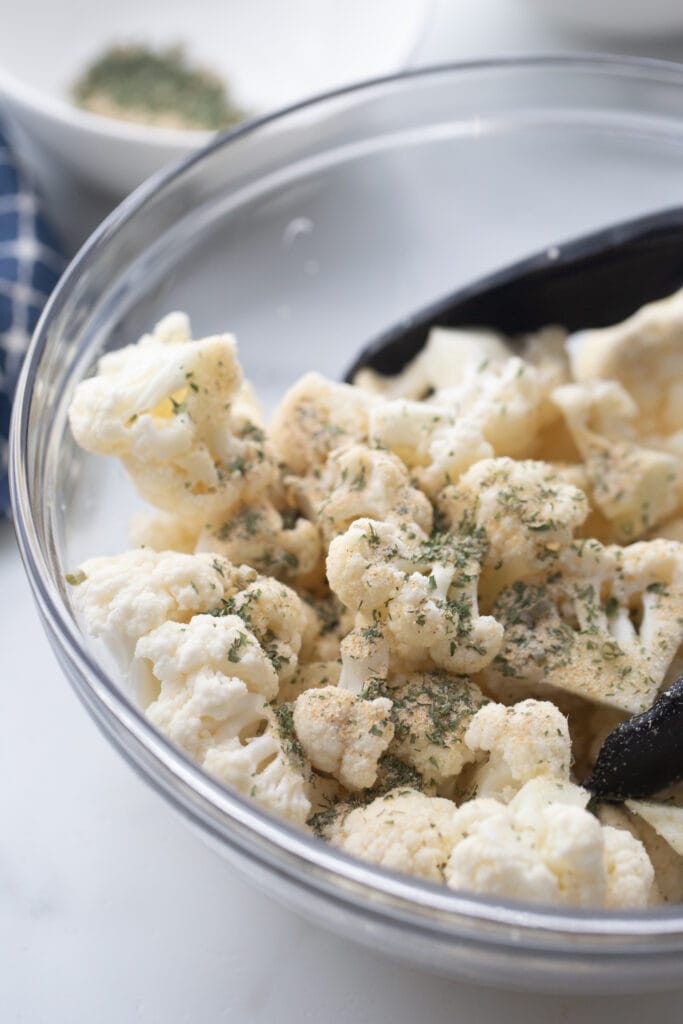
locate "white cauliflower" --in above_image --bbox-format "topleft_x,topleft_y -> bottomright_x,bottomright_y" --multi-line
270,372 -> 375,475
278,660 -> 341,703
626,801 -> 683,857
601,825 -> 656,909
326,788 -> 460,882
203,727 -> 311,826
138,614 -> 278,739
67,548 -> 247,674
300,444 -> 433,545
445,778 -> 651,908
353,326 -> 511,400
464,700 -> 572,802
432,355 -> 550,459
68,312 -> 277,525
553,380 -> 682,541
369,396 -> 493,498
568,285 -> 683,436
521,325 -> 571,394
135,613 -> 311,826
338,620 -> 391,695
483,538 -> 683,714
361,671 -> 486,788
68,549 -> 314,693
196,500 -> 321,581
214,574 -> 315,686
328,518 -> 503,676
439,457 -> 589,602
293,686 -> 394,790
128,510 -> 200,554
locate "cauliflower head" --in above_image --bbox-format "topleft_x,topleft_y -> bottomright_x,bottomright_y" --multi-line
568,285 -> 683,436
369,396 -> 493,498
362,671 -> 486,788
439,457 -> 589,602
553,380 -> 682,541
326,788 -> 460,882
303,444 -> 433,545
483,538 -> 683,714
135,613 -> 311,825
354,326 -> 512,401
68,548 -> 249,674
626,801 -> 683,857
432,355 -> 550,459
196,500 -> 321,581
69,549 -> 314,693
293,686 -> 394,790
445,778 -> 652,908
69,312 -> 277,525
464,699 -> 572,802
327,517 -> 503,676
270,372 -> 375,475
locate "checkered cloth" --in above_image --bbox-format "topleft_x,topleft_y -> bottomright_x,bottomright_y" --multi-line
0,123 -> 64,514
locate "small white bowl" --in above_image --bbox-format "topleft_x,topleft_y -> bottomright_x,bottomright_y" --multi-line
0,0 -> 429,196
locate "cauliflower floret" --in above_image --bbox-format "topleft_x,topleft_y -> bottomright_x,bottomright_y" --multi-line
138,614 -> 278,743
279,660 -> 341,703
362,672 -> 486,788
133,613 -> 311,826
128,510 -> 200,553
445,778 -> 652,907
69,313 -> 277,525
68,548 -> 251,673
439,457 -> 589,602
338,620 -> 391,694
293,686 -> 394,790
328,518 -> 503,677
204,727 -> 311,826
626,801 -> 683,856
299,444 -> 433,545
69,549 -> 313,693
553,380 -> 682,541
353,326 -> 511,400
270,372 -> 375,475
464,700 -> 572,802
215,574 -> 315,686
433,355 -> 550,459
601,825 -> 656,909
369,397 -> 493,498
615,801 -> 683,902
196,501 -> 321,581
483,538 -> 683,714
568,285 -> 683,436
521,325 -> 571,394
326,789 -> 460,882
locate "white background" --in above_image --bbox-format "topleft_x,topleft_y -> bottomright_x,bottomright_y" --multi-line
4,2 -> 683,1020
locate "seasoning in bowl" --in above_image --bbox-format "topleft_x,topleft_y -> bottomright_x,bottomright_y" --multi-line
71,43 -> 245,131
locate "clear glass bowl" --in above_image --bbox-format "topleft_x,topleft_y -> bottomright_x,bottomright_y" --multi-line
11,56 -> 683,993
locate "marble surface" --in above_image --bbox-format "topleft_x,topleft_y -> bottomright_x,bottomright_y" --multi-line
5,3 -> 683,1020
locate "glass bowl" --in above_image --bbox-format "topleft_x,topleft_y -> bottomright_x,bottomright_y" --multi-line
11,56 -> 683,994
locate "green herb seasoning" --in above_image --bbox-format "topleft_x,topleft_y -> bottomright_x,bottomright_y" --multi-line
72,44 -> 245,131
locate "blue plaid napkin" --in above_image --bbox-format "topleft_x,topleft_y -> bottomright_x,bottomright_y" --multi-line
0,123 -> 64,514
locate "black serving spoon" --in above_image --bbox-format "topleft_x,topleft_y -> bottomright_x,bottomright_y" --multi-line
345,205 -> 683,382
345,205 -> 683,801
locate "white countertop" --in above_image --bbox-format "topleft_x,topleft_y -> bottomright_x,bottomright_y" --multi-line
4,3 -> 683,1020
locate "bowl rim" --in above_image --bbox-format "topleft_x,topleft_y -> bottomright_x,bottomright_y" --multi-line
11,52 -> 683,951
